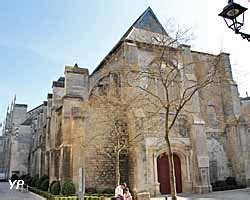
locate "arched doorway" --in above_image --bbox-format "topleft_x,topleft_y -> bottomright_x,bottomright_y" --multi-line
157,153 -> 182,194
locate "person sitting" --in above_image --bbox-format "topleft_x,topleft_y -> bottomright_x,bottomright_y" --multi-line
22,183 -> 28,192
123,187 -> 132,200
115,183 -> 126,200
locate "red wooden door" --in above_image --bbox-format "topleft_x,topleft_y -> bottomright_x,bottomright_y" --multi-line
157,153 -> 182,194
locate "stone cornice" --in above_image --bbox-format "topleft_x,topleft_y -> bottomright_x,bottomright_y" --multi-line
65,66 -> 89,75
63,95 -> 84,101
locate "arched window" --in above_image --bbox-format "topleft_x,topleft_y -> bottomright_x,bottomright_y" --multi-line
207,103 -> 218,128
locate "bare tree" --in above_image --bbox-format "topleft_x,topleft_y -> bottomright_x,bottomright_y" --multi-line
75,20 -> 227,198
125,26 -> 225,199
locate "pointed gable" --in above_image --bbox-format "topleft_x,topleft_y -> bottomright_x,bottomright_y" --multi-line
91,7 -> 169,75
133,7 -> 167,35
121,7 -> 168,42
122,7 -> 169,43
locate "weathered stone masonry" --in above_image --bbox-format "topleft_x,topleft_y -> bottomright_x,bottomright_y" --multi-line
2,7 -> 250,199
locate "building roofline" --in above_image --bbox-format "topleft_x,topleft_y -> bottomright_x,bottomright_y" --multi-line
90,7 -> 230,77
90,40 -> 123,76
27,103 -> 44,113
240,96 -> 250,101
90,7 -> 167,76
191,50 -> 230,57
20,117 -> 33,126
15,104 -> 27,107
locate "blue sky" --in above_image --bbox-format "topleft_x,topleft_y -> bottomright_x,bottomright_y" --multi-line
0,0 -> 250,124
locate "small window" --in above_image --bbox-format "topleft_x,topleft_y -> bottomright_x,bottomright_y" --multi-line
98,84 -> 109,96
39,135 -> 42,145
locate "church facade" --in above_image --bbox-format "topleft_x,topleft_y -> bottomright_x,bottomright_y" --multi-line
2,7 -> 250,198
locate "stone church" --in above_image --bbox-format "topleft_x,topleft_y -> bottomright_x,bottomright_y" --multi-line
2,7 -> 250,198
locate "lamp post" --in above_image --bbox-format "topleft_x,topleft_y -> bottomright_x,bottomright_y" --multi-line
219,0 -> 250,41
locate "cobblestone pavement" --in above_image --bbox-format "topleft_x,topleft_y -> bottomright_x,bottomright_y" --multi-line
0,181 -> 45,200
151,188 -> 250,200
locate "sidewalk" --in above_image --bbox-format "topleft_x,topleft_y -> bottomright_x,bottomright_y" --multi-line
0,181 -> 45,200
151,187 -> 250,200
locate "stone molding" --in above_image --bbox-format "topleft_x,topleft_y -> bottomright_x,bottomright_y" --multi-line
65,66 -> 89,75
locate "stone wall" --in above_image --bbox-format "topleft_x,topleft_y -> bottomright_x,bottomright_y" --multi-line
16,125 -> 32,175
3,8 -> 249,198
9,104 -> 28,177
0,136 -> 4,172
240,98 -> 250,186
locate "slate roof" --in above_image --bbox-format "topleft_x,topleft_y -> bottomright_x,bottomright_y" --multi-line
15,104 -> 27,107
27,103 -> 44,114
121,6 -> 167,40
21,117 -> 33,126
241,96 -> 250,101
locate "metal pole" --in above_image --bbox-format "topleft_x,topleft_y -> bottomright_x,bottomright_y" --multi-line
79,167 -> 85,200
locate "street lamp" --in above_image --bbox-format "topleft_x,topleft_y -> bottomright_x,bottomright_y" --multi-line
219,0 -> 250,41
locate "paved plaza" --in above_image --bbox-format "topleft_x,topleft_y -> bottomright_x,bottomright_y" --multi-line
0,181 -> 250,200
180,188 -> 250,199
152,188 -> 250,200
0,181 -> 45,200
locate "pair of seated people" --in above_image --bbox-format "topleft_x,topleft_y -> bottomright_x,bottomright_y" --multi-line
115,183 -> 132,200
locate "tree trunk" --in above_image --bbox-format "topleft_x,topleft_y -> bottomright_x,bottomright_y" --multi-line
165,134 -> 177,200
115,150 -> 120,186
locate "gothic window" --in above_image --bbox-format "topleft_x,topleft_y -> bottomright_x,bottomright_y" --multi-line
54,150 -> 60,178
39,135 -> 42,145
207,104 -> 218,128
62,147 -> 71,178
209,160 -> 218,183
178,117 -> 188,137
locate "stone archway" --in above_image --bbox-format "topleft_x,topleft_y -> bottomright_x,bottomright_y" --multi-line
157,153 -> 182,194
